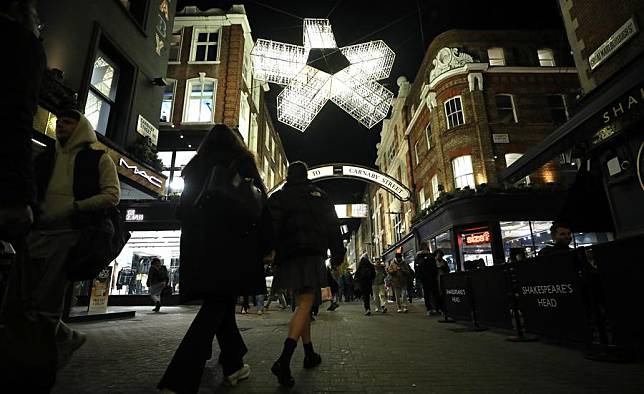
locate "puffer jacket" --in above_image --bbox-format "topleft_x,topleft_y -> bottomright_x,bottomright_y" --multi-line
268,179 -> 345,265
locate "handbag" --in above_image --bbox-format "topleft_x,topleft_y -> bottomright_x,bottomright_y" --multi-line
66,207 -> 131,281
321,286 -> 332,302
194,157 -> 264,225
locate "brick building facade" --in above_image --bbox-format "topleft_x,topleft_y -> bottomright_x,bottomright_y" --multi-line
157,5 -> 288,196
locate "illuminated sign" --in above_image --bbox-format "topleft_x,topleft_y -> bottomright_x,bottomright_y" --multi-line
272,163 -> 411,201
464,231 -> 491,245
334,204 -> 369,219
342,165 -> 410,201
125,209 -> 144,222
119,158 -> 163,188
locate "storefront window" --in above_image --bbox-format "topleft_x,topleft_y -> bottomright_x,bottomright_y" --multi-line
432,231 -> 455,272
112,230 -> 181,295
460,228 -> 493,268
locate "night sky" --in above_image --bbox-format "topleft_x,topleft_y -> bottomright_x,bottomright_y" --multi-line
176,0 -> 565,206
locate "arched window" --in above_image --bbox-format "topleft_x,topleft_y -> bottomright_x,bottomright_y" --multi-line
183,75 -> 217,123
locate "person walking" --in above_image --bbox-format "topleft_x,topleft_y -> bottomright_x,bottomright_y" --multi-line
24,109 -> 120,369
0,1 -> 50,389
268,161 -> 345,388
147,258 -> 168,312
355,254 -> 376,315
372,259 -> 388,313
388,253 -> 411,313
415,242 -> 441,316
341,269 -> 354,301
325,265 -> 340,311
157,124 -> 274,392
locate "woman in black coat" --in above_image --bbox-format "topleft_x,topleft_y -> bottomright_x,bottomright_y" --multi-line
355,254 -> 376,315
158,124 -> 274,392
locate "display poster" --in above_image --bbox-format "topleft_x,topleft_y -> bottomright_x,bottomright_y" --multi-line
88,266 -> 113,315
441,272 -> 473,321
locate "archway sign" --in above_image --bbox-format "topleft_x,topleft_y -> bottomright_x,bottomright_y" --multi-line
271,163 -> 411,202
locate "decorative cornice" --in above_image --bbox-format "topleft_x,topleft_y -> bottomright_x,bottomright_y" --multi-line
429,47 -> 475,83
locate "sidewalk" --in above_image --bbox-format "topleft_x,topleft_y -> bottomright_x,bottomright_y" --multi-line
53,301 -> 644,393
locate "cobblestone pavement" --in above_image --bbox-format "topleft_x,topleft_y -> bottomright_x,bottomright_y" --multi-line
54,301 -> 644,394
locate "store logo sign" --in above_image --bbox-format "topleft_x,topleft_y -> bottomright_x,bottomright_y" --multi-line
125,209 -> 144,222
464,231 -> 490,245
119,158 -> 163,188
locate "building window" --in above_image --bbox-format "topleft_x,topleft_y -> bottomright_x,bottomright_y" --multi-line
431,174 -> 440,201
169,27 -> 183,63
242,52 -> 252,87
414,140 -> 420,165
548,95 -> 568,123
505,153 -> 530,185
118,0 -> 147,27
85,54 -> 119,135
238,92 -> 250,144
452,155 -> 475,189
249,113 -> 258,153
425,123 -> 432,150
160,79 -> 176,123
538,48 -> 556,67
265,123 -> 270,149
495,94 -> 517,123
271,137 -> 276,161
444,96 -> 464,129
191,28 -> 220,62
418,188 -> 425,209
159,150 -> 197,195
183,77 -> 216,123
487,47 -> 505,66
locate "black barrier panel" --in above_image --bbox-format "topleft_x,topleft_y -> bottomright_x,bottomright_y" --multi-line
591,235 -> 644,351
469,265 -> 514,330
441,272 -> 472,321
513,251 -> 591,343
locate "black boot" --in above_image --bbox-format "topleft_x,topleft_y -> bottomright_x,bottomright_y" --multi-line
272,338 -> 296,387
153,301 -> 161,312
303,342 -> 322,369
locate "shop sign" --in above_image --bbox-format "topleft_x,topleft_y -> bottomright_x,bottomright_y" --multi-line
125,209 -> 145,222
136,115 -> 159,146
464,231 -> 491,245
308,165 -> 334,180
342,165 -> 411,201
592,82 -> 644,146
492,133 -> 509,144
589,17 -> 638,71
155,0 -> 171,56
119,158 -> 164,188
88,267 -> 112,315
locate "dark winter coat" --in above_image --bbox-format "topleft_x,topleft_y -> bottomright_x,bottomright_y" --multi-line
355,257 -> 376,294
147,265 -> 169,287
177,151 -> 273,302
268,179 -> 345,265
415,250 -> 438,284
0,17 -> 46,206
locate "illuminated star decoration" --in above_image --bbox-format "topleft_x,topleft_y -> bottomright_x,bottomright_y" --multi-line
251,19 -> 395,131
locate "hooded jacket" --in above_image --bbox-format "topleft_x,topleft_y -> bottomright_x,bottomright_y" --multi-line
36,113 -> 120,229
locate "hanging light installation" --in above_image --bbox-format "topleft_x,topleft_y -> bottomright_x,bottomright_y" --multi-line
251,18 -> 395,131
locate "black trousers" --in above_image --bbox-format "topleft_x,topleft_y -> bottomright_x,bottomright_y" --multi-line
422,280 -> 442,312
158,295 -> 247,393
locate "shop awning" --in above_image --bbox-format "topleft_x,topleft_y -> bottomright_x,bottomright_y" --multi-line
500,54 -> 644,184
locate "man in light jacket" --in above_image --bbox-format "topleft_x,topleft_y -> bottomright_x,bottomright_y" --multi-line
24,109 -> 120,367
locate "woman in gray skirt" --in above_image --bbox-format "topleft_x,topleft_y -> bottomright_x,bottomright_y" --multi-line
267,162 -> 345,387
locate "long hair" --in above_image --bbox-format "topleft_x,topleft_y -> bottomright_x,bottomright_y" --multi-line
197,124 -> 253,160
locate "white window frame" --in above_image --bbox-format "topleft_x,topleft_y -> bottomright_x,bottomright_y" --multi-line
444,96 -> 465,129
425,123 -> 432,150
168,27 -> 183,64
160,78 -> 177,124
182,76 -> 217,124
238,91 -> 250,144
265,122 -> 270,149
414,140 -> 420,165
189,27 -> 222,64
242,51 -> 252,88
452,155 -> 475,190
431,174 -> 440,201
488,47 -> 506,66
495,94 -> 518,123
537,48 -> 556,67
249,113 -> 259,153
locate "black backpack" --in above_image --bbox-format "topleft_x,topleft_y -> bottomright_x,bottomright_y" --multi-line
63,150 -> 130,281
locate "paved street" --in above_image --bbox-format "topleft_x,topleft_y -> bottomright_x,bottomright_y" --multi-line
54,301 -> 644,394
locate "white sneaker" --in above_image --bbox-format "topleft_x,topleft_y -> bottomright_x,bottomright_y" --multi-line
257,309 -> 263,315
374,308 -> 379,312
397,309 -> 402,313
403,308 -> 409,313
224,364 -> 251,386
364,310 -> 371,316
